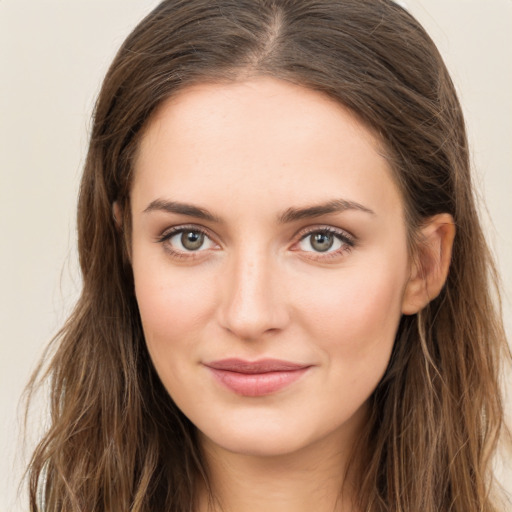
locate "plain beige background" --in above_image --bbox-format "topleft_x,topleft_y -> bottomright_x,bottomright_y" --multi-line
1,1 -> 511,510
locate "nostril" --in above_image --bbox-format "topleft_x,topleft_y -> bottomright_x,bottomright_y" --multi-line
218,280 -> 290,341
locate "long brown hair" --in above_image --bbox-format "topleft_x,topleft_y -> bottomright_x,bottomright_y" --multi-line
26,0 -> 510,510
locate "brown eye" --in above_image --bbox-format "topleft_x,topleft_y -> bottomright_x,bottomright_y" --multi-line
161,228 -> 216,253
181,230 -> 205,251
310,232 -> 334,252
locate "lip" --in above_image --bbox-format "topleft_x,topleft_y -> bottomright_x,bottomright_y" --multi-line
204,358 -> 311,397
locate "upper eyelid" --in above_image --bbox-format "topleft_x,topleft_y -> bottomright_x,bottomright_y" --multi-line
294,224 -> 355,243
157,224 -> 215,242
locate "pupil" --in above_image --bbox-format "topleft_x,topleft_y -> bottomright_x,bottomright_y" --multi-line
181,231 -> 204,250
312,232 -> 333,252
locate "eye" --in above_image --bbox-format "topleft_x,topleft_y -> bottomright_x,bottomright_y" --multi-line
176,230 -> 207,251
297,228 -> 354,254
159,227 -> 217,253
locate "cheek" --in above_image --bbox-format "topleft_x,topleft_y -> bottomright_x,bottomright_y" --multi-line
299,266 -> 404,335
291,265 -> 406,424
132,256 -> 217,362
292,258 -> 407,381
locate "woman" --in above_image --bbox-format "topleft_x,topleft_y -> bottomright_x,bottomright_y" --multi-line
26,0 -> 510,511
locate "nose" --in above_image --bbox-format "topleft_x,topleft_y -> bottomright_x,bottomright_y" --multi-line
218,247 -> 290,341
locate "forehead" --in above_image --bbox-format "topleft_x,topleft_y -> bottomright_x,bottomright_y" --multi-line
138,77 -> 386,160
131,77 -> 402,219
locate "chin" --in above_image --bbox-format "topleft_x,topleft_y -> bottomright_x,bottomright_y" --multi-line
196,407 -> 355,460
201,427 -> 313,458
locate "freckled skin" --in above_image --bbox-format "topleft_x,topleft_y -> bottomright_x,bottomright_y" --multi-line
130,77 -> 411,460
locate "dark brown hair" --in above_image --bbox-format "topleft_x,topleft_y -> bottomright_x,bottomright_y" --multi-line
26,0 -> 510,510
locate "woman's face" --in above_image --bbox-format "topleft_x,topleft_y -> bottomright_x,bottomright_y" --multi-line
130,77 -> 412,457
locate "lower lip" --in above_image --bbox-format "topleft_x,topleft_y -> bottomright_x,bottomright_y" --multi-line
207,367 -> 309,397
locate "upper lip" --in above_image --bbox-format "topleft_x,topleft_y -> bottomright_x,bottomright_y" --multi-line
204,358 -> 309,374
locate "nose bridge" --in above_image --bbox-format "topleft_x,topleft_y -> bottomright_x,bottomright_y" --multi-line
220,243 -> 288,340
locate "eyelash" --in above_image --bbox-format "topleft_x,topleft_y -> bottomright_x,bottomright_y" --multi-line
294,226 -> 355,261
156,224 -> 356,261
156,225 -> 217,260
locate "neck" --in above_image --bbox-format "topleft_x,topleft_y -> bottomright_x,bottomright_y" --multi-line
196,419 -> 365,512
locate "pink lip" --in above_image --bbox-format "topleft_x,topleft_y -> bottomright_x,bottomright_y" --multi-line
204,358 -> 311,397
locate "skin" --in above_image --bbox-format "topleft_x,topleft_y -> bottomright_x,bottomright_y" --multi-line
127,77 -> 454,512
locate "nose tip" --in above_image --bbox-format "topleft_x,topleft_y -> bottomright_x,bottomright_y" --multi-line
218,255 -> 289,341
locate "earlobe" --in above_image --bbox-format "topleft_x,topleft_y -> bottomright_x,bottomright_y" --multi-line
402,213 -> 456,315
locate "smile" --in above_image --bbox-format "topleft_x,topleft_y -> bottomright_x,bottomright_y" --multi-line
204,359 -> 311,397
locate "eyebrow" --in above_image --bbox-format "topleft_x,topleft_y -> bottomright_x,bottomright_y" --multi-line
143,197 -> 375,223
143,199 -> 222,223
278,199 -> 375,223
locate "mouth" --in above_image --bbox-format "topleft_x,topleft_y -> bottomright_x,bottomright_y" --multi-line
203,358 -> 311,397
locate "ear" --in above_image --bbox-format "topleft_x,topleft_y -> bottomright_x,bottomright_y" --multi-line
402,213 -> 455,315
112,201 -> 133,263
112,201 -> 122,230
